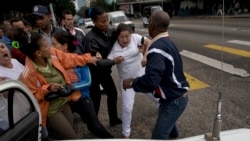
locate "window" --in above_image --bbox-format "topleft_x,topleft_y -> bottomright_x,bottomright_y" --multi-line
0,89 -> 31,135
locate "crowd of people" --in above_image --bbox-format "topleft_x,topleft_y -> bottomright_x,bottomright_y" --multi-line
0,4 -> 189,140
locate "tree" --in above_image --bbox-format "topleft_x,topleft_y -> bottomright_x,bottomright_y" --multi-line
90,0 -> 109,11
77,6 -> 89,18
0,0 -> 75,22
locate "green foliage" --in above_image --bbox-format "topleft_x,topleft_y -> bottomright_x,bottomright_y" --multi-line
0,0 -> 75,21
90,0 -> 109,11
88,0 -> 117,12
77,6 -> 89,18
42,0 -> 76,18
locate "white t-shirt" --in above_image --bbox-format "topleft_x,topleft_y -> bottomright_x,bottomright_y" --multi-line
108,33 -> 145,80
0,59 -> 24,80
0,59 -> 29,124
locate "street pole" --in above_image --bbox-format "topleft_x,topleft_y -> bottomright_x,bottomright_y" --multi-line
49,3 -> 57,27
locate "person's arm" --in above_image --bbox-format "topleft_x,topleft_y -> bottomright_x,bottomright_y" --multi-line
19,71 -> 62,103
84,36 -> 99,56
123,50 -> 165,93
97,42 -> 124,67
141,37 -> 151,67
96,56 -> 124,67
51,47 -> 98,70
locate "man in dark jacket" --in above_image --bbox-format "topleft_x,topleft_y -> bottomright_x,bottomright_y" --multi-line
61,10 -> 87,54
123,11 -> 189,139
84,7 -> 123,127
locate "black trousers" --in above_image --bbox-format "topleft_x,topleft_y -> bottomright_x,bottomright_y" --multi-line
70,97 -> 113,138
89,67 -> 119,124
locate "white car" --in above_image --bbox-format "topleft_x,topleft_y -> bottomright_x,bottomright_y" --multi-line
0,80 -> 42,140
84,18 -> 94,29
108,11 -> 135,31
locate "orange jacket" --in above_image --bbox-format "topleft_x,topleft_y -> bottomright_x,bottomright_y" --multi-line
19,48 -> 91,125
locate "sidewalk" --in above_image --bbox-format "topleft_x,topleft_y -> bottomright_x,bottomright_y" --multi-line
172,12 -> 250,19
131,13 -> 250,22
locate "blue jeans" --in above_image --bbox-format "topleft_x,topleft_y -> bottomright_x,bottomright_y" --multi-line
152,96 -> 188,139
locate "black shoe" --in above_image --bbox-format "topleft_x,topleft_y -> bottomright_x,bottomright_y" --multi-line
110,118 -> 122,127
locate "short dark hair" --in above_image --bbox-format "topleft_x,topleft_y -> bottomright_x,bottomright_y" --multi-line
10,17 -> 23,25
52,30 -> 77,53
116,23 -> 133,39
90,7 -> 105,21
62,10 -> 73,19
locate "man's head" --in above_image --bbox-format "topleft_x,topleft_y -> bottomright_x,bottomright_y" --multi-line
148,11 -> 170,38
62,10 -> 74,29
32,5 -> 51,29
90,7 -> 109,32
2,21 -> 13,38
10,17 -> 30,33
0,40 -> 12,67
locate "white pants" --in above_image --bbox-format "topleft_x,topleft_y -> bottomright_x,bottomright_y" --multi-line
120,84 -> 136,137
120,82 -> 160,137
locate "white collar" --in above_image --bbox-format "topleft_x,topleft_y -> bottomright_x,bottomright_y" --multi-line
151,32 -> 170,44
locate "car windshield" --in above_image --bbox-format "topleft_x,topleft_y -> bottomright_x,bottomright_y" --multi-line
112,16 -> 128,23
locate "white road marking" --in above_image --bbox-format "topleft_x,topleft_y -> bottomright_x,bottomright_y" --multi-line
228,40 -> 250,46
180,50 -> 249,77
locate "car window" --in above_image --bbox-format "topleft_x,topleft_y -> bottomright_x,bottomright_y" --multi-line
85,18 -> 92,22
0,89 -> 31,135
0,94 -> 8,131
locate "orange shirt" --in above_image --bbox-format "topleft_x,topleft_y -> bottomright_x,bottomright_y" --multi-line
19,48 -> 91,125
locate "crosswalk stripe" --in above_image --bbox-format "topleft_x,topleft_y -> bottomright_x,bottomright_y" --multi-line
180,50 -> 249,77
204,44 -> 250,58
227,40 -> 250,46
180,43 -> 250,90
184,72 -> 209,90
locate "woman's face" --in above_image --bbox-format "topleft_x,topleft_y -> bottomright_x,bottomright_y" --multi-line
0,42 -> 11,66
36,36 -> 51,59
93,13 -> 109,32
51,36 -> 67,52
118,30 -> 131,48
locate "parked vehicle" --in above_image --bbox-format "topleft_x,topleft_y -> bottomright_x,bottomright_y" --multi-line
78,18 -> 84,26
142,6 -> 162,28
84,18 -> 94,29
108,11 -> 135,31
0,80 -> 42,141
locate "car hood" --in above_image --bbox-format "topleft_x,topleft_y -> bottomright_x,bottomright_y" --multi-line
114,21 -> 134,27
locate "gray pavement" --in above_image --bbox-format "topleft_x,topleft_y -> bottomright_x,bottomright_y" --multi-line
131,13 -> 250,22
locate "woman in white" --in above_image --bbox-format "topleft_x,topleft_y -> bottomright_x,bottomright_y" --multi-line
108,23 -> 158,138
0,40 -> 29,132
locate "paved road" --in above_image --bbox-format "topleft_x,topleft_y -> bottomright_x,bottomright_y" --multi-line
78,17 -> 250,139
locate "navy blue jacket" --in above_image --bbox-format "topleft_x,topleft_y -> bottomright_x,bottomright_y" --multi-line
132,35 -> 189,101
